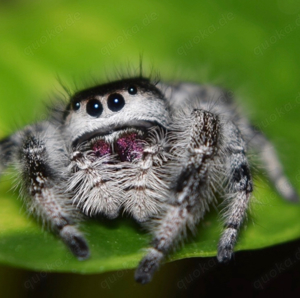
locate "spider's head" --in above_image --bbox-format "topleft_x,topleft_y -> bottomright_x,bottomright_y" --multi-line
63,77 -> 169,161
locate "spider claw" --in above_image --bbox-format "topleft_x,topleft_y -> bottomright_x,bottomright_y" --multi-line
217,228 -> 237,263
135,248 -> 164,284
59,225 -> 90,260
281,188 -> 299,203
134,269 -> 153,285
217,248 -> 232,263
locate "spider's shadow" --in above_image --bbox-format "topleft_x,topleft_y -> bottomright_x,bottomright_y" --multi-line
87,213 -> 143,233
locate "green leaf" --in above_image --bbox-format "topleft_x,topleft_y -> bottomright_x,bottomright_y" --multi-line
0,0 -> 300,275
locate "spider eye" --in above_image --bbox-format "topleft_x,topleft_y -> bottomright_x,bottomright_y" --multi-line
107,93 -> 125,112
73,101 -> 81,111
86,99 -> 103,117
128,85 -> 137,95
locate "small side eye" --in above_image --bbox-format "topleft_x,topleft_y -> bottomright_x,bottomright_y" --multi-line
107,93 -> 125,112
128,85 -> 137,95
86,99 -> 103,117
73,101 -> 81,111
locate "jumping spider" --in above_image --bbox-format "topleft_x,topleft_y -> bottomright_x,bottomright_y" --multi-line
0,76 -> 298,284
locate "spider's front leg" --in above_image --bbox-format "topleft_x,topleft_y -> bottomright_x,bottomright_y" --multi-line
217,122 -> 253,262
17,125 -> 89,260
135,109 -> 220,284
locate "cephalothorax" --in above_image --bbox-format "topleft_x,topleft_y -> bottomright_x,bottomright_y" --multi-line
0,76 -> 298,283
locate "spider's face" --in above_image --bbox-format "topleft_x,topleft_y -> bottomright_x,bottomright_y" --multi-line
63,78 -> 169,161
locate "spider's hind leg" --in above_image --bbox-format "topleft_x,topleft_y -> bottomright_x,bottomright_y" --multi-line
247,126 -> 299,202
217,121 -> 253,262
18,125 -> 89,260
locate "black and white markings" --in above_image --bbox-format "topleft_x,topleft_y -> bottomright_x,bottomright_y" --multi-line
0,76 -> 298,284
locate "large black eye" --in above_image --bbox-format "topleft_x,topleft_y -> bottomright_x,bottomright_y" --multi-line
86,99 -> 103,117
128,85 -> 137,95
72,101 -> 81,111
107,93 -> 125,112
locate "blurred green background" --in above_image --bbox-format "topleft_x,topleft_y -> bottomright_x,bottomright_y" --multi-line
0,0 -> 300,297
